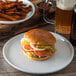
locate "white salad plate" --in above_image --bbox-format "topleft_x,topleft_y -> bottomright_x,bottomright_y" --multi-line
3,32 -> 74,74
0,0 -> 35,24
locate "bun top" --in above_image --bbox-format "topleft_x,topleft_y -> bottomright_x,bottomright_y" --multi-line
24,29 -> 56,45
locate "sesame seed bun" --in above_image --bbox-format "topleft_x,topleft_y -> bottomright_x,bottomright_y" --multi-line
24,29 -> 56,45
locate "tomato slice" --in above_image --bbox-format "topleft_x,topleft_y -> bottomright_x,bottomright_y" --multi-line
22,45 -> 52,56
22,45 -> 34,52
34,50 -> 51,56
24,45 -> 32,50
22,45 -> 34,56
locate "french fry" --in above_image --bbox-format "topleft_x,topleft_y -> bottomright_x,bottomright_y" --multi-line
6,8 -> 17,12
17,5 -> 32,13
5,1 -> 25,9
14,12 -> 26,16
6,11 -> 25,16
0,17 -> 10,21
12,15 -> 21,20
0,13 -> 17,21
22,6 -> 32,13
5,1 -> 17,4
6,11 -> 16,14
5,3 -> 17,9
12,14 -> 26,20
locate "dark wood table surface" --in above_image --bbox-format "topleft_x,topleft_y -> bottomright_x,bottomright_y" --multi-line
0,0 -> 76,76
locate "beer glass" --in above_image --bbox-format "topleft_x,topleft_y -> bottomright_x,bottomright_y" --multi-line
43,0 -> 76,34
55,0 -> 76,34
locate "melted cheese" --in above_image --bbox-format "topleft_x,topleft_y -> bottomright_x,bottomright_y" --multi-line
21,38 -> 30,46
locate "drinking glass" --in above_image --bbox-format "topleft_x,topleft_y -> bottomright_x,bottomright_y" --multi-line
43,0 -> 56,32
43,0 -> 76,34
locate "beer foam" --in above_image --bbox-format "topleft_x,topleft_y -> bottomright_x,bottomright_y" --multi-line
57,0 -> 76,10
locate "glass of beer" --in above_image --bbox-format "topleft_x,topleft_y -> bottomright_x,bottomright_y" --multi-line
55,0 -> 76,34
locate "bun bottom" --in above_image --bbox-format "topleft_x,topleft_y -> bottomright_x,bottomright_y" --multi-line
22,51 -> 54,61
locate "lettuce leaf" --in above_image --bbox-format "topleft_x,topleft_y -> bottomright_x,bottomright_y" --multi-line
36,45 -> 56,53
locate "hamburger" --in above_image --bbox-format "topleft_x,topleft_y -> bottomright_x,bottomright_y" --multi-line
21,29 -> 56,61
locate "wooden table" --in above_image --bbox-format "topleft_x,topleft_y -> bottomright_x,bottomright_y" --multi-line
0,0 -> 76,76
0,24 -> 76,76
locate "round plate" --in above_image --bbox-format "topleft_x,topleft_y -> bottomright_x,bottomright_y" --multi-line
0,0 -> 35,24
3,32 -> 74,74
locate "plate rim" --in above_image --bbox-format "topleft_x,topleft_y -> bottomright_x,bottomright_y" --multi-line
2,32 -> 74,74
